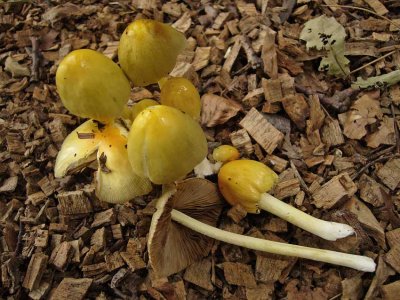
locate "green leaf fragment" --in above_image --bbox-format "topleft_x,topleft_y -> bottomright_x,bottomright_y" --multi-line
352,70 -> 400,89
300,15 -> 349,78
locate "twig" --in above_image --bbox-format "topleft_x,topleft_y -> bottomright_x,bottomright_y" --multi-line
351,153 -> 400,180
321,5 -> 400,31
14,208 -> 25,257
30,36 -> 40,82
290,160 -> 311,196
348,50 -> 398,76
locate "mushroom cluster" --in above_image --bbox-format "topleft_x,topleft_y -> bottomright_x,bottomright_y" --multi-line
54,19 -> 376,278
54,19 -> 205,202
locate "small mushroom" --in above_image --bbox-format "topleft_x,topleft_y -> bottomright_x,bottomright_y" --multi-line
148,178 -> 375,277
160,77 -> 201,120
127,105 -> 207,184
56,49 -> 131,123
55,120 -> 152,203
212,145 -> 240,163
118,19 -> 186,86
218,159 -> 355,241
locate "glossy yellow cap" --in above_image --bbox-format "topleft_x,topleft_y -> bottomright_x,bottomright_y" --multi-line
218,160 -> 279,213
127,105 -> 207,184
212,145 -> 240,163
118,19 -> 186,86
160,77 -> 201,120
56,49 -> 131,122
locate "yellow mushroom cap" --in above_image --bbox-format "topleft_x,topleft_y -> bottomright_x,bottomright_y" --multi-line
127,105 -> 208,184
212,145 -> 240,163
131,99 -> 159,120
160,77 -> 201,120
56,49 -> 131,122
218,160 -> 279,213
118,19 -> 186,86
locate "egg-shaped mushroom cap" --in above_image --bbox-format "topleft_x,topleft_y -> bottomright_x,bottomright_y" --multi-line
56,49 -> 131,122
118,19 -> 186,87
127,105 -> 208,184
148,178 -> 223,277
218,160 -> 279,213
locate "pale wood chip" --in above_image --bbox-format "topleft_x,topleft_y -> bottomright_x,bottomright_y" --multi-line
273,178 -> 300,199
102,41 -> 119,60
341,275 -> 363,300
34,229 -> 49,248
261,28 -> 278,79
366,117 -> 396,148
120,252 -> 146,271
377,158 -> 400,190
239,108 -> 284,154
264,154 -> 288,173
91,227 -> 106,249
192,47 -> 211,71
222,38 -> 241,72
0,176 -> 18,193
50,278 -> 92,300
111,224 -> 123,240
183,258 -> 214,291
230,129 -> 254,155
201,93 -> 242,127
22,253 -> 48,291
81,262 -> 107,277
365,256 -> 395,300
173,12 -> 191,33
312,173 -> 357,209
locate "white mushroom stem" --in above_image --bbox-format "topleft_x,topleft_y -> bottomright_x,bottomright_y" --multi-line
171,209 -> 376,272
259,194 -> 354,241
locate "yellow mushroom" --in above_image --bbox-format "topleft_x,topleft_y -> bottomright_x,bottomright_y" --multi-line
55,120 -> 152,203
218,160 -> 355,241
212,145 -> 240,163
160,77 -> 201,120
118,19 -> 186,86
56,49 -> 131,123
127,105 -> 207,184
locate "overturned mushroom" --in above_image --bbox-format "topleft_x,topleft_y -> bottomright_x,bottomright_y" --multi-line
218,159 -> 355,241
55,120 -> 152,203
148,178 -> 375,277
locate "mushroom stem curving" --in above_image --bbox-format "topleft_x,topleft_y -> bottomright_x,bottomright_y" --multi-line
170,209 -> 376,272
259,193 -> 354,241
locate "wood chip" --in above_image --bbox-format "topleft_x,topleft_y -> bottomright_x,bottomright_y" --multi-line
364,0 -> 388,16
321,118 -> 345,146
341,275 -> 363,300
183,258 -> 214,291
312,173 -> 357,209
57,191 -> 93,215
120,252 -> 146,272
385,245 -> 400,273
220,262 -> 257,288
386,228 -> 400,249
49,241 -> 74,271
22,253 -> 48,291
230,129 -> 254,155
201,93 -> 242,127
261,28 -> 278,79
50,278 -> 92,300
192,47 -> 211,71
376,158 -> 400,190
359,174 -> 385,207
344,196 -> 385,248
105,252 -> 125,272
227,204 -> 247,223
281,94 -> 310,130
240,108 -> 284,154
382,280 -> 400,300
91,208 -> 116,228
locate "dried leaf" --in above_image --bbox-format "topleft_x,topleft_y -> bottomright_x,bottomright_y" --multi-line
4,56 -> 30,78
366,117 -> 396,148
338,95 -> 382,139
